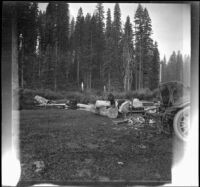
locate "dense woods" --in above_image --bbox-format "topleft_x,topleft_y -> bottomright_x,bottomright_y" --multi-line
160,53 -> 190,87
16,2 -> 191,93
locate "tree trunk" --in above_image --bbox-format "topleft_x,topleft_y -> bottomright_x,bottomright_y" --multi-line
108,72 -> 111,92
125,76 -> 127,92
139,43 -> 142,90
38,55 -> 41,88
89,32 -> 92,90
86,72 -> 90,90
127,51 -> 131,92
135,69 -> 138,91
89,71 -> 92,89
88,72 -> 90,89
85,72 -> 87,90
77,54 -> 79,87
124,75 -> 126,91
100,62 -> 102,82
160,62 -> 162,83
21,56 -> 24,89
38,57 -> 41,78
127,72 -> 130,91
21,40 -> 24,88
12,16 -> 18,91
54,40 -> 58,91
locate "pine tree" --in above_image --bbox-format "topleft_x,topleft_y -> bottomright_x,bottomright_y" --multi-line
142,8 -> 154,88
122,16 -> 134,91
134,4 -> 154,90
82,13 -> 92,89
105,8 -> 112,39
161,55 -> 167,83
150,41 -> 160,90
112,3 -> 123,91
103,8 -> 114,91
183,55 -> 190,87
134,4 -> 144,90
94,3 -> 105,89
17,2 -> 38,88
44,2 -> 57,89
37,10 -> 46,88
56,2 -> 70,90
162,51 -> 188,86
90,14 -> 98,89
69,17 -> 75,39
74,7 -> 84,87
68,17 -> 76,85
17,2 -> 30,89
168,51 -> 177,81
176,50 -> 184,82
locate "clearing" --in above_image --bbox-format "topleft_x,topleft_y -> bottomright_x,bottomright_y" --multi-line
18,109 -> 172,185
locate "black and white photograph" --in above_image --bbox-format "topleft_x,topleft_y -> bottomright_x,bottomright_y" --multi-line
2,1 -> 199,187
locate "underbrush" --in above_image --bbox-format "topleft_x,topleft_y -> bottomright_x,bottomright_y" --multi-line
18,88 -> 65,110
113,88 -> 159,101
17,88 -> 159,109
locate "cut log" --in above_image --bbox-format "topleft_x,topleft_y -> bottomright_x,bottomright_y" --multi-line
95,100 -> 111,108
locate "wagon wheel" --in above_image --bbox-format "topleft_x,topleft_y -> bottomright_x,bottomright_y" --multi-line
173,106 -> 190,141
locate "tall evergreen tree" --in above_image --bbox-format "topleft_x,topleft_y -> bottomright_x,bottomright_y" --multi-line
103,8 -> 114,91
168,51 -> 177,81
93,3 -> 105,89
44,2 -> 57,89
56,2 -> 70,90
183,55 -> 190,87
122,16 -> 134,91
82,13 -> 93,89
150,41 -> 160,90
161,55 -> 167,83
142,8 -> 154,88
112,3 -> 123,91
17,2 -> 38,88
68,17 -> 76,85
90,14 -> 98,89
74,7 -> 84,87
44,2 -> 70,90
134,4 -> 144,90
134,4 -> 154,89
37,10 -> 46,88
176,50 -> 184,82
161,52 -> 189,86
69,17 -> 75,38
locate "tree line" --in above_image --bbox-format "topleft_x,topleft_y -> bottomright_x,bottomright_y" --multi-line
160,52 -> 190,87
17,2 -> 189,92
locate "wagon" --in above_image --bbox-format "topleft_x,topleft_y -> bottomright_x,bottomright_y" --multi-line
157,81 -> 190,141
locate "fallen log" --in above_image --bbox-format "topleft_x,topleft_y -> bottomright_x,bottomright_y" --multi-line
96,106 -> 118,119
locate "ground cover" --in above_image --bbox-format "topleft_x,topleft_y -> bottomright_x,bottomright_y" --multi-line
18,109 -> 172,185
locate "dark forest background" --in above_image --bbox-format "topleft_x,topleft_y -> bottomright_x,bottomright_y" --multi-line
17,2 -> 190,94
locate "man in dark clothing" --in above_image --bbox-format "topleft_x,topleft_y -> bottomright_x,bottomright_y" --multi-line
107,93 -> 115,107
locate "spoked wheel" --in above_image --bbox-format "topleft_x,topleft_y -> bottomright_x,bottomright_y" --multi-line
173,106 -> 190,141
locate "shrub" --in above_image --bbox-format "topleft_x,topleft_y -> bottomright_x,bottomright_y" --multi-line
63,91 -> 81,100
136,88 -> 153,100
18,88 -> 65,109
18,86 -> 159,110
112,91 -> 126,99
42,89 -> 64,100
111,88 -> 156,101
152,88 -> 160,101
62,91 -> 99,104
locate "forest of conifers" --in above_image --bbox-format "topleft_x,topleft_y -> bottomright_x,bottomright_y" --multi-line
17,2 -> 190,92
